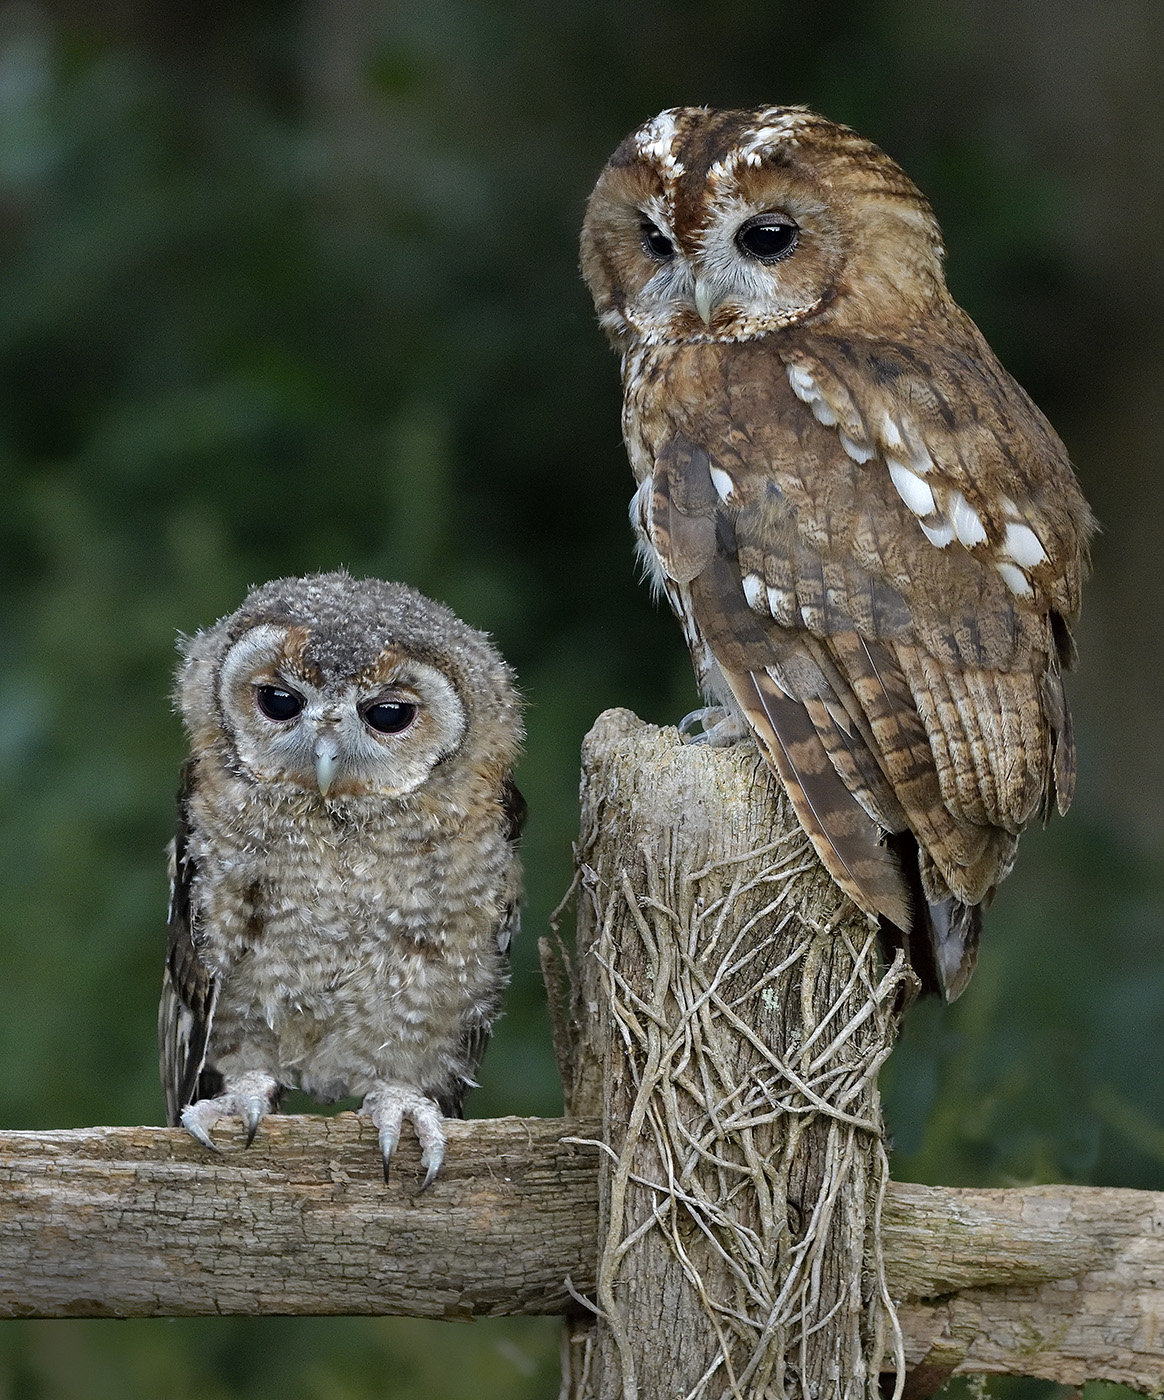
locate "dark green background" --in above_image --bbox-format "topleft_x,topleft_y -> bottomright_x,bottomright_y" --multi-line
1,3 -> 1161,1397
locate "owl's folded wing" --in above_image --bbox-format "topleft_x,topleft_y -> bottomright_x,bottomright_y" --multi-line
159,760 -> 219,1126
644,329 -> 1087,995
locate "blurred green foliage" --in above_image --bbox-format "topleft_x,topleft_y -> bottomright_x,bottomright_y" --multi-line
0,3 -> 1160,1398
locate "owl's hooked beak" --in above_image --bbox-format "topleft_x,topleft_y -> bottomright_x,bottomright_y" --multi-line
692,278 -> 718,325
313,731 -> 341,797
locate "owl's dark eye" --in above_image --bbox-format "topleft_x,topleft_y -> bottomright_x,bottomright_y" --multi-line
735,214 -> 798,263
255,685 -> 304,722
362,700 -> 417,735
640,220 -> 675,261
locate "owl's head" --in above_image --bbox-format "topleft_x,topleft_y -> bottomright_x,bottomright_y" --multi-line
581,105 -> 948,347
177,572 -> 521,802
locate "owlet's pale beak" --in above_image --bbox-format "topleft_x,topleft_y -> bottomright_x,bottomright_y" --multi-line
313,732 -> 341,796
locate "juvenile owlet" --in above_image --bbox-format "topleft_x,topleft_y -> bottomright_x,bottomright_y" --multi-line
160,571 -> 524,1185
581,106 -> 1094,999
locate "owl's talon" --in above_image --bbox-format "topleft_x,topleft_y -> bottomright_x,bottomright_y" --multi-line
179,1070 -> 279,1152
678,706 -> 749,748
365,1084 -> 448,1189
678,706 -> 724,740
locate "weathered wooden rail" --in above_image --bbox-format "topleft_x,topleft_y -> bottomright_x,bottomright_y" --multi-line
1,1116 -> 1161,1392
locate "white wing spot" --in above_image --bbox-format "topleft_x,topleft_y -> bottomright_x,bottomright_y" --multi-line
810,397 -> 838,427
767,585 -> 791,620
786,363 -> 818,403
888,459 -> 936,517
1002,522 -> 1047,568
742,572 -> 765,611
709,465 -> 736,502
907,441 -> 935,475
948,490 -> 988,547
840,432 -> 874,464
881,413 -> 905,452
996,561 -> 1034,598
920,517 -> 955,548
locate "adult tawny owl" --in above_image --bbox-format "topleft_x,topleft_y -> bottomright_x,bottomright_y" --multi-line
581,106 -> 1094,999
160,571 -> 524,1185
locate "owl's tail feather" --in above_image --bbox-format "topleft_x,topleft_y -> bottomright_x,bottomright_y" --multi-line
925,895 -> 980,1001
732,667 -> 912,930
882,830 -> 980,1000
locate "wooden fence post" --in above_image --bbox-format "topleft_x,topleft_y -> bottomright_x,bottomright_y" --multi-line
547,709 -> 917,1400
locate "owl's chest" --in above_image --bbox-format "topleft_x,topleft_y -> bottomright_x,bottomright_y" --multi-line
621,341 -> 745,481
192,797 -> 509,1086
193,796 -> 504,980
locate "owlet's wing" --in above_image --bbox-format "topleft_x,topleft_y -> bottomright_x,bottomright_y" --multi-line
159,762 -> 219,1124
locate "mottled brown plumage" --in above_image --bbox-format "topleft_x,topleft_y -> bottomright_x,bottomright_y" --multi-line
582,106 -> 1093,997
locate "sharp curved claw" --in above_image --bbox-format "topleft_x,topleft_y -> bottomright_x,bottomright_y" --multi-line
180,1105 -> 221,1152
418,1142 -> 444,1192
678,705 -> 749,748
178,1071 -> 278,1153
678,706 -> 726,741
242,1103 -> 263,1147
365,1085 -> 447,1189
378,1120 -> 402,1185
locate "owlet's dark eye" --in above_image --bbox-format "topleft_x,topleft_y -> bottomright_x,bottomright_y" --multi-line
735,213 -> 798,263
255,685 -> 304,722
640,220 -> 675,261
362,700 -> 417,735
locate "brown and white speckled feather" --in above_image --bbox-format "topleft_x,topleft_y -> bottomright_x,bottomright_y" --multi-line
582,105 -> 1094,998
160,572 -> 524,1181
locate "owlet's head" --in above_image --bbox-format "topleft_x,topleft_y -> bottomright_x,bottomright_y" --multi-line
177,572 -> 521,802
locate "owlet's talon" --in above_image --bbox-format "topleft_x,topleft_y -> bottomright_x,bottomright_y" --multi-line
365,1084 -> 448,1189
179,1103 -> 221,1152
178,1070 -> 279,1151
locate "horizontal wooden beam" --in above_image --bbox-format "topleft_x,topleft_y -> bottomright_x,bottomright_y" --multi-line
2,1116 -> 1161,1394
0,1114 -> 599,1321
885,1179 -> 1164,1392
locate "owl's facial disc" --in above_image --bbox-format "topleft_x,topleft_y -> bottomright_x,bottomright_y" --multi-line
218,625 -> 465,799
585,176 -> 834,344
690,213 -> 799,323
